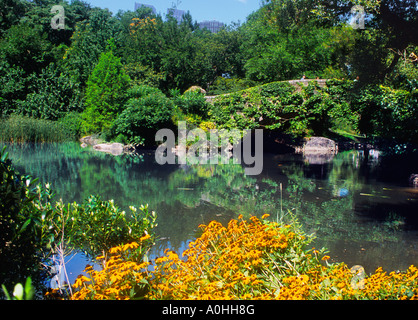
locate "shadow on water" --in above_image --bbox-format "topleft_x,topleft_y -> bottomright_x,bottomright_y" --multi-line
2,142 -> 418,286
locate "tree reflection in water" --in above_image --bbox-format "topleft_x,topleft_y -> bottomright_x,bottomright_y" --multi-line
3,142 -> 418,274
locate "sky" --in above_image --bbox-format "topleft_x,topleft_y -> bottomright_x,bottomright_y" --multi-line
84,0 -> 263,25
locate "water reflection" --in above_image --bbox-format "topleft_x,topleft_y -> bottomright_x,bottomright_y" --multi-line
3,142 -> 418,279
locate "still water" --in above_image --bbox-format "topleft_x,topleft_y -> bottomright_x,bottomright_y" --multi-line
3,142 -> 418,283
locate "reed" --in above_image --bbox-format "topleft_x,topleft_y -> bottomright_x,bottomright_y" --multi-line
0,115 -> 75,143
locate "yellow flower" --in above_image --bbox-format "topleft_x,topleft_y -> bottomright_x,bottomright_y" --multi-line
140,234 -> 151,242
73,275 -> 91,289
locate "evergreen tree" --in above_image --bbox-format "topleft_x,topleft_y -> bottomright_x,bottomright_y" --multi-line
82,41 -> 130,134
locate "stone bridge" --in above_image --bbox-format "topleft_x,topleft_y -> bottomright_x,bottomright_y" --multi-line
205,79 -> 329,103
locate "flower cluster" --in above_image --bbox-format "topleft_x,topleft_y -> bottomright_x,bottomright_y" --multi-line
147,214 -> 311,299
277,264 -> 418,300
129,17 -> 157,33
71,237 -> 151,300
69,215 -> 418,300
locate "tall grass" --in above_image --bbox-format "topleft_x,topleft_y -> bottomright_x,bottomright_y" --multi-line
0,115 -> 76,143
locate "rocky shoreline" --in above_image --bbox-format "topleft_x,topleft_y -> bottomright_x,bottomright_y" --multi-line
80,136 -> 136,156
79,133 -> 418,187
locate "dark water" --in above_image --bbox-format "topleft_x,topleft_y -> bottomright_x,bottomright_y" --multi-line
3,142 -> 418,283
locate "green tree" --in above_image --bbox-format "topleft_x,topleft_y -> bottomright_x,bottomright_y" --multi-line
15,63 -> 84,120
81,42 -> 130,134
62,8 -> 123,86
120,8 -> 164,74
0,22 -> 53,76
317,0 -> 418,82
0,0 -> 29,35
241,0 -> 355,82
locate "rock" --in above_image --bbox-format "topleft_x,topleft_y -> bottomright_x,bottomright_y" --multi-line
409,174 -> 418,187
80,135 -> 101,146
184,86 -> 207,95
303,137 -> 338,154
93,143 -> 124,156
303,137 -> 338,164
80,136 -> 137,156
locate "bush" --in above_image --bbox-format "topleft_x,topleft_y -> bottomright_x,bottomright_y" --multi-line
58,112 -> 83,140
172,90 -> 209,117
114,85 -> 174,146
14,64 -> 84,121
64,197 -> 157,259
208,77 -> 258,95
0,146 -> 58,290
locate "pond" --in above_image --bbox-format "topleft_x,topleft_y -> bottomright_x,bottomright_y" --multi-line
3,142 -> 418,285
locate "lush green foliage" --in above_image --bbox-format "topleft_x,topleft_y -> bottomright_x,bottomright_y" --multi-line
62,197 -> 157,259
114,85 -> 175,146
0,0 -> 416,143
0,146 -> 157,295
82,44 -> 131,134
208,78 -> 418,143
208,80 -> 352,136
0,145 -> 58,290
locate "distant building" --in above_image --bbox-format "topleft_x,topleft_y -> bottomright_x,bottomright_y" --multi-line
134,2 -> 157,15
198,20 -> 225,33
167,8 -> 186,23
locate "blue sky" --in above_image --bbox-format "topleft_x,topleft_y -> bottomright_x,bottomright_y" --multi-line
84,0 -> 263,24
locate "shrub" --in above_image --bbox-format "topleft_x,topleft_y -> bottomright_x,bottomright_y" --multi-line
208,77 -> 258,95
0,146 -> 58,290
58,112 -> 83,140
14,64 -> 84,121
173,90 -> 209,117
64,198 -> 157,259
114,85 -> 174,146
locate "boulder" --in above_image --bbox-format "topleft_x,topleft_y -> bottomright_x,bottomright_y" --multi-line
303,137 -> 338,164
409,174 -> 418,187
303,137 -> 338,154
184,86 -> 207,95
80,135 -> 101,146
93,143 -> 124,156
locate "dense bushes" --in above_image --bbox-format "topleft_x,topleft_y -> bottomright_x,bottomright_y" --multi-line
208,80 -> 342,136
207,79 -> 418,143
353,81 -> 418,143
114,85 -> 175,146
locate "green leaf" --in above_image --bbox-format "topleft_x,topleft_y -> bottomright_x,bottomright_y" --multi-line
19,218 -> 32,233
24,278 -> 34,300
13,283 -> 24,300
1,284 -> 12,300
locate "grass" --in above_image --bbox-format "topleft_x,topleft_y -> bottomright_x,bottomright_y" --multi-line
0,115 -> 76,143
